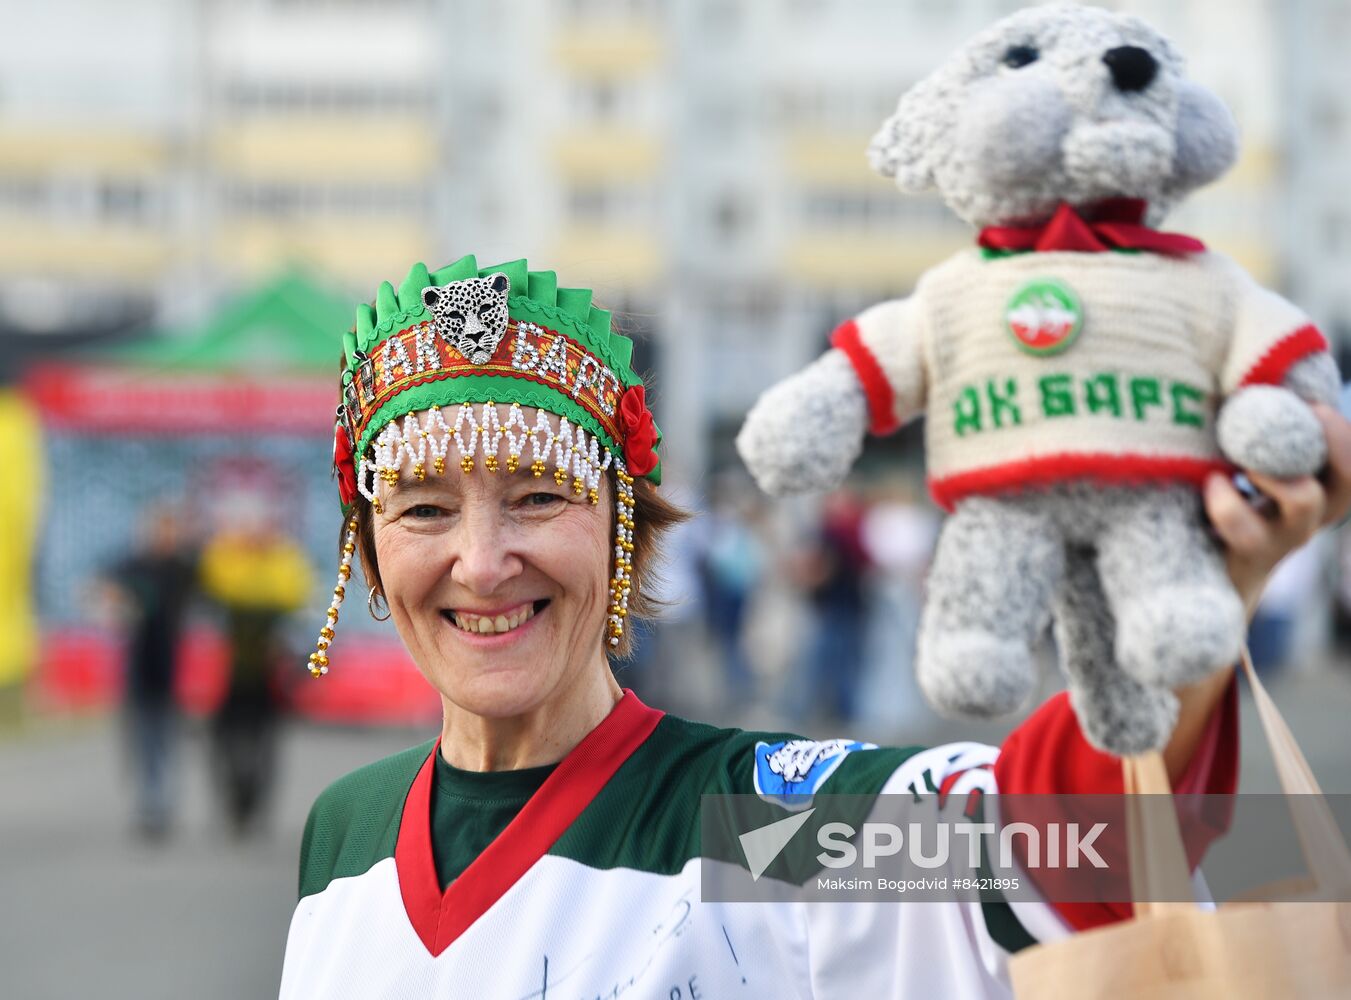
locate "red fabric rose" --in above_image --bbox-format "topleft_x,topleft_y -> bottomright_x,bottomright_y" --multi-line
618,385 -> 659,477
333,423 -> 357,507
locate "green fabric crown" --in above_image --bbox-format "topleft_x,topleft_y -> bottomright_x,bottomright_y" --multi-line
342,254 -> 660,484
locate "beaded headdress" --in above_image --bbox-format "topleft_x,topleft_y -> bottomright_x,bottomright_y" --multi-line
310,255 -> 662,677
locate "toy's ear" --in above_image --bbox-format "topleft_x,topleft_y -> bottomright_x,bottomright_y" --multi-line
868,84 -> 939,192
489,273 -> 509,294
422,286 -> 442,308
1171,80 -> 1238,192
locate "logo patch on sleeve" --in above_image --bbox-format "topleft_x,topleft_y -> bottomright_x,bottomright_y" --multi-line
753,738 -> 878,810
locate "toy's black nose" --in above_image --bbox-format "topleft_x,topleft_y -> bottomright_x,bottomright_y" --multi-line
1103,46 -> 1157,92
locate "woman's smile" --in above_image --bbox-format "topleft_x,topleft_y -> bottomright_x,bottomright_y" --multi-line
442,599 -> 550,643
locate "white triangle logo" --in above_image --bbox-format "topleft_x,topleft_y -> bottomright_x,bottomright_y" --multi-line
739,807 -> 816,882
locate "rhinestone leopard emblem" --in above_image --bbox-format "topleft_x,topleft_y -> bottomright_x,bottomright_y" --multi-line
422,273 -> 511,365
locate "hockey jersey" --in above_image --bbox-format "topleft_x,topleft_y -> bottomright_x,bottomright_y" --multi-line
279,685 -> 1237,998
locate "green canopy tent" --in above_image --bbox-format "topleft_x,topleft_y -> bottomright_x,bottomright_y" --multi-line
88,267 -> 353,376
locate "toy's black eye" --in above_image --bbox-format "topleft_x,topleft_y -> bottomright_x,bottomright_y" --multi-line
1003,45 -> 1039,69
448,310 -> 464,322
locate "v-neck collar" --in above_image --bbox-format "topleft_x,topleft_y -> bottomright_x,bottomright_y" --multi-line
394,689 -> 664,956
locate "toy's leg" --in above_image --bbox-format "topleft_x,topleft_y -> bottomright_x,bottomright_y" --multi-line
917,497 -> 1062,719
1096,487 -> 1245,688
1055,545 -> 1179,755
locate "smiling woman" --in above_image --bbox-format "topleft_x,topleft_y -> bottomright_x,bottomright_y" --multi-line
278,253 -> 1351,999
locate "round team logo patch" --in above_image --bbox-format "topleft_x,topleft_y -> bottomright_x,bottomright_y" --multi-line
1004,278 -> 1083,356
753,738 -> 878,811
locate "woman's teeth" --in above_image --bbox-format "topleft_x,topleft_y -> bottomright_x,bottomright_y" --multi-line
452,603 -> 536,635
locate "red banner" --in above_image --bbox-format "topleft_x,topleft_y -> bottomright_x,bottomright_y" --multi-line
24,365 -> 336,434
32,626 -> 438,725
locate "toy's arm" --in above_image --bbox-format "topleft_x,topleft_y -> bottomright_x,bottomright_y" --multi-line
736,296 -> 926,496
827,297 -> 928,436
1216,275 -> 1339,477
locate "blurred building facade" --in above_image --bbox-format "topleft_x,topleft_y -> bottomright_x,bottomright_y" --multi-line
0,0 -> 1342,473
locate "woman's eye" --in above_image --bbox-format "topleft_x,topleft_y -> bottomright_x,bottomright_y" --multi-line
407,504 -> 444,519
1003,44 -> 1039,69
522,492 -> 562,508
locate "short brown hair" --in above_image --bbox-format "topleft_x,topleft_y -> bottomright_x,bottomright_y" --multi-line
349,471 -> 688,658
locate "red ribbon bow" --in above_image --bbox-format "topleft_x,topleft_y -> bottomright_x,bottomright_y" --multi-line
977,199 -> 1206,256
618,385 -> 659,478
333,423 -> 357,507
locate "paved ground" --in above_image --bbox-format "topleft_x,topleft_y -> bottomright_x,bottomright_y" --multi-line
0,717 -> 422,1000
2,660 -> 1349,999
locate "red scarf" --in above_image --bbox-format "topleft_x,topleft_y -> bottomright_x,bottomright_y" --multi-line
977,198 -> 1205,255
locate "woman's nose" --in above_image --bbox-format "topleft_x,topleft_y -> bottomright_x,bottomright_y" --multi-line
449,507 -> 521,595
1103,45 -> 1157,92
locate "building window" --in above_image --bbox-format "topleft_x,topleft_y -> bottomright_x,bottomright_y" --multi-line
800,187 -> 952,232
0,176 -> 51,217
769,85 -> 909,132
565,183 -> 655,226
223,181 -> 430,219
221,79 -> 433,116
561,0 -> 664,20
98,179 -> 153,224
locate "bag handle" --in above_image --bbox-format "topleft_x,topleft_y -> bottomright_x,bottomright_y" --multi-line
1123,750 -> 1195,919
1125,647 -> 1351,919
1238,647 -> 1351,895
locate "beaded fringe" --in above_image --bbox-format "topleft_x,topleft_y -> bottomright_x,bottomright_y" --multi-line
358,402 -> 613,510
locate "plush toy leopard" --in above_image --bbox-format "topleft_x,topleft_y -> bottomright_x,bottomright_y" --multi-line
737,3 -> 1341,754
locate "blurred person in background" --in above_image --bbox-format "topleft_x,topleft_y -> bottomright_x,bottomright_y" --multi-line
280,255 -> 1351,997
782,488 -> 872,726
697,476 -> 766,705
100,504 -> 199,840
857,477 -> 940,732
1246,535 -> 1328,674
619,486 -> 706,714
199,491 -> 313,837
1334,530 -> 1351,656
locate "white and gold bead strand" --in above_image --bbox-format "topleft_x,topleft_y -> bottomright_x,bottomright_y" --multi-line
359,405 -> 614,504
310,516 -> 359,678
501,402 -> 530,473
608,462 -> 636,648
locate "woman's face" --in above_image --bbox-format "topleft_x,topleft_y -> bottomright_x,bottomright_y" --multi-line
371,408 -> 612,719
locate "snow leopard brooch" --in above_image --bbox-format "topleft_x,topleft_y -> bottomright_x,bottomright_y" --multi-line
422,272 -> 511,365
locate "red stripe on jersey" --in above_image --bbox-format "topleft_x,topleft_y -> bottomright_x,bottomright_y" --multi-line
937,765 -> 988,809
395,689 -> 665,956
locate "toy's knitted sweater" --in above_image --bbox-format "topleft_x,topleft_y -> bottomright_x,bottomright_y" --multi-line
832,248 -> 1327,510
